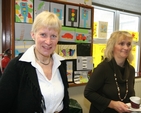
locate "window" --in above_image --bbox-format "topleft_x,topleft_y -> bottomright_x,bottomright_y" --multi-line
93,6 -> 141,76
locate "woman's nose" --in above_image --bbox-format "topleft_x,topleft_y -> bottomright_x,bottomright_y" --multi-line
45,37 -> 52,44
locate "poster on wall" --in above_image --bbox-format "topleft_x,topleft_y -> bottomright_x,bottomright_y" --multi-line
15,0 -> 33,23
50,2 -> 64,25
58,44 -> 77,59
34,0 -> 49,19
75,28 -> 92,43
15,40 -> 34,57
15,23 -> 34,56
65,5 -> 79,27
66,60 -> 73,82
60,27 -> 75,42
74,71 -> 89,84
15,23 -> 32,41
79,7 -> 91,28
93,44 -> 106,68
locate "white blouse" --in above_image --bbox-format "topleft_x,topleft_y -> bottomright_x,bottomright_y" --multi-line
19,45 -> 65,113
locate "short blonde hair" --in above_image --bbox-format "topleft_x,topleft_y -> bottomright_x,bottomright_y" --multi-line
104,31 -> 133,62
31,11 -> 62,35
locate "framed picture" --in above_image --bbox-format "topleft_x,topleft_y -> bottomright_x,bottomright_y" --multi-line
50,2 -> 64,25
34,0 -> 49,19
66,60 -> 73,82
60,27 -> 75,42
15,0 -> 33,23
65,5 -> 79,27
57,44 -> 77,59
79,7 -> 91,28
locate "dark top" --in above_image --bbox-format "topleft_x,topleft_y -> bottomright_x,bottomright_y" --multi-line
0,54 -> 69,113
84,58 -> 135,113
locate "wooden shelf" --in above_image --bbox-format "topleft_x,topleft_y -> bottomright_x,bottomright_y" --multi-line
69,83 -> 87,87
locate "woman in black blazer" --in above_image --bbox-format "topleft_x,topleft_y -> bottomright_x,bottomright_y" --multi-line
0,11 -> 69,113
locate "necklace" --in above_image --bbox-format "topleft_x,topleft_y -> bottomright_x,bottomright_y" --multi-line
114,74 -> 128,101
34,49 -> 51,65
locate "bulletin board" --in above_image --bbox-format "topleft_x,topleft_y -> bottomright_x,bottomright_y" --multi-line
13,0 -> 94,86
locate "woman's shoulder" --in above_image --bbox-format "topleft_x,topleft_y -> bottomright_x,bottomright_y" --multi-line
8,53 -> 27,67
97,59 -> 112,68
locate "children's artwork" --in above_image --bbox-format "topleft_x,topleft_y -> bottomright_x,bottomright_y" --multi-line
128,31 -> 139,42
34,0 -> 49,19
15,40 -> 34,56
93,44 -> 106,68
93,22 -> 98,38
60,27 -> 75,42
77,43 -> 91,56
75,28 -> 92,43
77,56 -> 93,70
50,2 -> 64,25
130,45 -> 139,72
65,5 -> 79,27
15,23 -> 32,41
66,61 -> 73,82
74,71 -> 89,84
58,45 -> 77,59
79,7 -> 91,28
15,0 -> 33,23
97,21 -> 108,38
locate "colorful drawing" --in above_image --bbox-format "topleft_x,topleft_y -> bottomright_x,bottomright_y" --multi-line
79,7 -> 91,28
58,45 -> 77,59
15,0 -> 33,23
65,5 -> 79,27
15,40 -> 34,57
97,21 -> 108,38
77,56 -> 93,70
130,45 -> 139,72
50,3 -> 64,25
66,61 -> 73,82
74,71 -> 89,84
93,22 -> 98,38
127,31 -> 139,42
60,27 -> 75,42
15,23 -> 32,41
76,34 -> 86,41
93,44 -> 106,68
34,0 -> 49,19
62,33 -> 73,39
75,28 -> 91,43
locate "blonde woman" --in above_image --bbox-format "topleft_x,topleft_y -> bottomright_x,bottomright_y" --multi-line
0,11 -> 69,113
84,31 -> 135,113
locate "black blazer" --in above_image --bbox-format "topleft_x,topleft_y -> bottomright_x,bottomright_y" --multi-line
0,54 -> 69,113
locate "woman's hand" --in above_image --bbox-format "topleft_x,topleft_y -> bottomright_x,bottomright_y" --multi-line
108,100 -> 131,113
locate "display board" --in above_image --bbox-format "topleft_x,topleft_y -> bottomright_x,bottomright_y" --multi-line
14,0 -> 94,86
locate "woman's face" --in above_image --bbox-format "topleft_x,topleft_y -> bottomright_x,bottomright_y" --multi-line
113,37 -> 132,60
31,27 -> 59,57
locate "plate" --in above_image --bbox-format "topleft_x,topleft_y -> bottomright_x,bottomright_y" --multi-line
126,103 -> 141,111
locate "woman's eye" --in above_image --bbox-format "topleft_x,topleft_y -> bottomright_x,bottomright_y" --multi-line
119,42 -> 124,46
51,35 -> 57,39
40,33 -> 46,37
127,42 -> 131,47
119,42 -> 131,47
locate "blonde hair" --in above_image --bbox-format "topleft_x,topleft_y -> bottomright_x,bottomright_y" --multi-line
104,31 -> 134,62
31,11 -> 62,35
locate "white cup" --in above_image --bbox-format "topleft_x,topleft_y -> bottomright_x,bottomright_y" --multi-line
130,96 -> 140,109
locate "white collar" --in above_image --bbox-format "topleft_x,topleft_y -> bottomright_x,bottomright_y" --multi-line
19,45 -> 65,64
